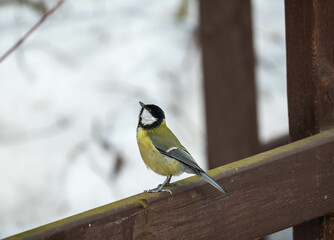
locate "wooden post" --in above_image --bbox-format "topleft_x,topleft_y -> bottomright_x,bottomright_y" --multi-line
285,0 -> 334,239
200,0 -> 259,168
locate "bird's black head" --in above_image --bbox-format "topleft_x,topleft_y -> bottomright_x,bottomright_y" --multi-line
138,101 -> 165,129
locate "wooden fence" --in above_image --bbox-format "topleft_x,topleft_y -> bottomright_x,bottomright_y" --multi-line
5,0 -> 334,239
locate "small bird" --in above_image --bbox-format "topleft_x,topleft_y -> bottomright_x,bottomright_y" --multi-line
136,101 -> 227,195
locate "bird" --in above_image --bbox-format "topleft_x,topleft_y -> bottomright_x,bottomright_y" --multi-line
136,101 -> 227,195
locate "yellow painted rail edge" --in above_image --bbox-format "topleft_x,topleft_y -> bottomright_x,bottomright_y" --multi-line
5,129 -> 334,240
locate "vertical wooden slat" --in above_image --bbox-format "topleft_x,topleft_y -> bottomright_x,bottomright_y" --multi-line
200,0 -> 259,168
285,0 -> 334,239
324,214 -> 334,239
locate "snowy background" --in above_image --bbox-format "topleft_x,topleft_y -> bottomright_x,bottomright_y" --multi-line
0,0 -> 289,239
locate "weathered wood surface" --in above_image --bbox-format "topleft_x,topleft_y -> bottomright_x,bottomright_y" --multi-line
200,0 -> 259,168
286,0 -> 334,139
6,130 -> 334,240
285,0 -> 334,239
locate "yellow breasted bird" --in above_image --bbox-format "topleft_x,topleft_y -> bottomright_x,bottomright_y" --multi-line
136,101 -> 227,195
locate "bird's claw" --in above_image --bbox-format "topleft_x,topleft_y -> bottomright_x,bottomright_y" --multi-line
161,189 -> 172,195
144,188 -> 172,195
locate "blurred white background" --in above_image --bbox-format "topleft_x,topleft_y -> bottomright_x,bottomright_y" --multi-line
0,0 -> 289,238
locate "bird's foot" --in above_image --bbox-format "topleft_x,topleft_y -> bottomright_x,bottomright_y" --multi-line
144,187 -> 172,195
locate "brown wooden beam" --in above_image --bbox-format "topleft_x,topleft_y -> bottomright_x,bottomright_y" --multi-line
6,130 -> 334,240
285,0 -> 334,239
200,0 -> 259,168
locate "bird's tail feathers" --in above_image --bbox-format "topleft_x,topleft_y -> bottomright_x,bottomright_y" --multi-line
198,171 -> 227,195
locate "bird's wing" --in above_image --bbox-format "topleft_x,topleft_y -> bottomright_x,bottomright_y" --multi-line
147,124 -> 204,173
153,143 -> 204,173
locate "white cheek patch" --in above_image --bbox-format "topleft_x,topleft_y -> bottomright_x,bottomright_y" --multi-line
141,109 -> 157,125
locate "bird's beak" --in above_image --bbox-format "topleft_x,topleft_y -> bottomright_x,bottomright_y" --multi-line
139,101 -> 146,108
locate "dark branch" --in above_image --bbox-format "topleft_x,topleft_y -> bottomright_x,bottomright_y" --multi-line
0,0 -> 65,63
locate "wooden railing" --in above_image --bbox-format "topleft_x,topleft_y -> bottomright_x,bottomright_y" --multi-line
6,130 -> 334,240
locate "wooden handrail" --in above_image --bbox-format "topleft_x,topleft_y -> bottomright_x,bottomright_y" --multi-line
6,130 -> 334,240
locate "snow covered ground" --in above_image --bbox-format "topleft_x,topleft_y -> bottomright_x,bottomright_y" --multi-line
0,0 -> 289,238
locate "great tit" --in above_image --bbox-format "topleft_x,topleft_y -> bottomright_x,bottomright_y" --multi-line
136,101 -> 227,195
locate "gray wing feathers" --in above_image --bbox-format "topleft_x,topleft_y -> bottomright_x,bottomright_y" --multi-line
154,144 -> 227,195
153,144 -> 204,172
